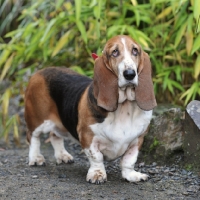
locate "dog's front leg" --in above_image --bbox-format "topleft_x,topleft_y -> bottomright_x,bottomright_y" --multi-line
121,143 -> 149,182
84,141 -> 107,184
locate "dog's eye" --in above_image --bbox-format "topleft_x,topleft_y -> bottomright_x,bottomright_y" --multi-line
112,49 -> 119,57
132,48 -> 138,56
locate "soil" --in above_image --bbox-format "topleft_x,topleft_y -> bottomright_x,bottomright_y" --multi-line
0,136 -> 200,200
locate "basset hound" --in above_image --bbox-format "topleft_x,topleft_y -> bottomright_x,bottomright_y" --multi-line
24,35 -> 157,184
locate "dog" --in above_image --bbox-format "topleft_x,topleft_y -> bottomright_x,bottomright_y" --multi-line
24,35 -> 157,184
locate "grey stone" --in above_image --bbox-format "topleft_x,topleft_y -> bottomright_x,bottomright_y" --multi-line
32,175 -> 38,179
186,100 -> 200,129
181,169 -> 187,175
141,104 -> 184,161
183,100 -> 200,170
152,162 -> 157,167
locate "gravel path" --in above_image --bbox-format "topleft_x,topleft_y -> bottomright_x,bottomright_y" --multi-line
0,137 -> 200,200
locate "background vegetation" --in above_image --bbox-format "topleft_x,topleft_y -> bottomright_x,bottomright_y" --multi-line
0,0 -> 200,144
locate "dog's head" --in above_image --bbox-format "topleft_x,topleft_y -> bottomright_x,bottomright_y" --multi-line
93,35 -> 157,112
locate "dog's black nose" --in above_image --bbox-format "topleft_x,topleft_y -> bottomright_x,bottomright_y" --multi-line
123,69 -> 136,80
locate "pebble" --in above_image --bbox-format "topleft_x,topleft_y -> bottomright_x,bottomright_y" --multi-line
168,172 -> 174,176
148,170 -> 155,175
138,162 -> 145,168
51,184 -> 57,187
170,168 -> 176,172
32,175 -> 38,179
188,171 -> 193,176
58,174 -> 67,178
181,169 -> 188,175
172,176 -> 180,180
182,191 -> 189,196
152,162 -> 157,167
3,159 -> 8,164
17,174 -> 22,177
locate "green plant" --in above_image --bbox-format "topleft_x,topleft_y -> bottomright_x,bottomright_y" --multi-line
0,87 -> 20,144
150,137 -> 160,151
0,0 -> 26,36
0,0 -> 106,79
151,0 -> 200,105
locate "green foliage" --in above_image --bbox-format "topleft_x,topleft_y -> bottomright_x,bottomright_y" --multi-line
0,0 -> 24,36
0,0 -> 200,143
0,0 -> 105,80
0,87 -> 20,145
185,164 -> 193,171
150,137 -> 160,151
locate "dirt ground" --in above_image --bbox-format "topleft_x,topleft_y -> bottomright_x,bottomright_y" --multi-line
0,136 -> 200,200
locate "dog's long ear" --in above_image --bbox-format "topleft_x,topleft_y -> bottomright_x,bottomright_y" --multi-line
93,56 -> 118,112
135,51 -> 157,111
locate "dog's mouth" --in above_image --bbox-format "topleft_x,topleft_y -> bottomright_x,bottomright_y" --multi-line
119,82 -> 136,90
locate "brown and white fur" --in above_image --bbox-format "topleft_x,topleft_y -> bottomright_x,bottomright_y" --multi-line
24,35 -> 157,184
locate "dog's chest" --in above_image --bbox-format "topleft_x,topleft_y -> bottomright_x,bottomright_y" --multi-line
90,101 -> 152,160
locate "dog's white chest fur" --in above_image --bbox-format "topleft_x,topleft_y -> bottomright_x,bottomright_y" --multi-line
90,101 -> 152,160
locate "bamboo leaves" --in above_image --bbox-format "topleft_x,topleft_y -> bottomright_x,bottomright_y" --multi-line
193,0 -> 200,21
174,21 -> 187,48
76,21 -> 88,44
0,53 -> 15,81
156,6 -> 172,20
0,88 -> 20,144
146,0 -> 200,104
0,114 -> 20,145
52,30 -> 73,57
194,55 -> 200,80
1,89 -> 11,125
191,34 -> 200,55
180,82 -> 200,105
186,15 -> 194,55
75,0 -> 87,44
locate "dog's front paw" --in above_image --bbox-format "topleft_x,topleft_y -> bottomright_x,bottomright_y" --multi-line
122,169 -> 149,182
55,151 -> 74,165
29,154 -> 46,166
86,169 -> 107,184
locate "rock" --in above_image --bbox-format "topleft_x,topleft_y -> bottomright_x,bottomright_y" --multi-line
58,174 -> 67,178
152,162 -> 157,167
181,169 -> 188,175
183,100 -> 200,170
186,100 -> 200,129
138,162 -> 145,168
141,104 -> 184,163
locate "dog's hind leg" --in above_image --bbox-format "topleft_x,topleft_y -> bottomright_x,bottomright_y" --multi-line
29,129 -> 45,166
28,120 -> 56,166
50,132 -> 74,165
